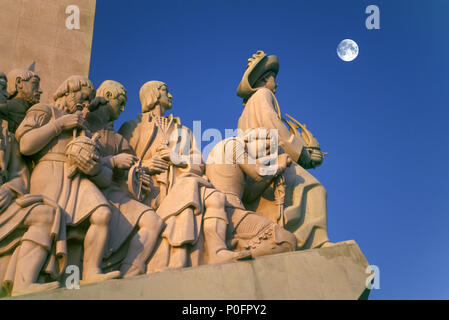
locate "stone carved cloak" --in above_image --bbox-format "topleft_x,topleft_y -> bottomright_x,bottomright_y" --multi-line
237,88 -> 329,249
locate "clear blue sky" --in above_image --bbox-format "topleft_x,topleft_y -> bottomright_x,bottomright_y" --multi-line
89,0 -> 449,299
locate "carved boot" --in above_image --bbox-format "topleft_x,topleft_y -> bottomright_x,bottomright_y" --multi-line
247,224 -> 297,258
11,240 -> 59,296
204,218 -> 252,264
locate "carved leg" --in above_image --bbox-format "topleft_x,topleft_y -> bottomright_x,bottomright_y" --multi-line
82,206 -> 120,283
203,218 -> 252,264
167,246 -> 188,268
11,205 -> 59,296
120,211 -> 164,278
146,237 -> 170,274
203,192 -> 252,264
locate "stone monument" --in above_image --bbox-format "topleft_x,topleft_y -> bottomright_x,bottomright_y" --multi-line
0,0 -> 372,300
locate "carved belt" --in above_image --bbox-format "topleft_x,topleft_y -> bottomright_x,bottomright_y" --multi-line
37,152 -> 67,163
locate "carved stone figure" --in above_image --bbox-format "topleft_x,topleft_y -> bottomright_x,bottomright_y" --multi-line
237,51 -> 332,249
205,130 -> 297,257
1,68 -> 42,133
85,80 -> 164,277
0,73 -> 66,297
15,75 -> 120,283
0,72 -> 7,105
119,81 -> 250,272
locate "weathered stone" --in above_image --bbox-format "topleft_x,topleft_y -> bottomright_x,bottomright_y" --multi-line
0,0 -> 96,103
6,240 -> 371,300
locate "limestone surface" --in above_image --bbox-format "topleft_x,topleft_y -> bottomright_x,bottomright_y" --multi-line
0,0 -> 96,103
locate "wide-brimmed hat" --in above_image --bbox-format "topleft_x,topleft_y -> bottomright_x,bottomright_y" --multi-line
236,51 -> 279,99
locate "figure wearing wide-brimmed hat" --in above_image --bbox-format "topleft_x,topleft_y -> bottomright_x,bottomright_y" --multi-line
237,50 -> 333,249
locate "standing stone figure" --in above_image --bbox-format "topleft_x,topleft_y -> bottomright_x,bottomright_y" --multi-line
15,75 -> 120,283
119,81 -> 250,272
0,72 -> 66,297
1,68 -> 42,133
237,51 -> 332,249
206,130 -> 297,257
86,80 -> 164,277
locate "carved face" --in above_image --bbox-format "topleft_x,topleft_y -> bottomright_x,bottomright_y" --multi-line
0,77 -> 8,104
107,93 -> 126,121
65,86 -> 95,114
264,73 -> 278,94
18,76 -> 42,106
158,85 -> 172,111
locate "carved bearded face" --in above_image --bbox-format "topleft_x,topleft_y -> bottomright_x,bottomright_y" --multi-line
65,86 -> 95,114
18,76 -> 42,106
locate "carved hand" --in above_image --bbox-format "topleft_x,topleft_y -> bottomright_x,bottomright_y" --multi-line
54,113 -> 85,131
111,153 -> 138,169
156,145 -> 171,162
143,157 -> 169,175
76,152 -> 102,176
0,187 -> 14,211
139,172 -> 152,192
276,153 -> 292,176
156,145 -> 188,168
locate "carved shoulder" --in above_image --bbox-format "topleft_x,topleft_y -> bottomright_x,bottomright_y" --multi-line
118,119 -> 138,141
15,103 -> 54,142
26,103 -> 53,116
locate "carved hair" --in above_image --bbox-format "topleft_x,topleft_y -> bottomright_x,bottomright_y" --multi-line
6,69 -> 39,98
53,75 -> 95,101
96,80 -> 127,100
139,80 -> 165,113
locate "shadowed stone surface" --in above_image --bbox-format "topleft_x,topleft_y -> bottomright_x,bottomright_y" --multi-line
0,0 -> 96,103
7,240 -> 371,300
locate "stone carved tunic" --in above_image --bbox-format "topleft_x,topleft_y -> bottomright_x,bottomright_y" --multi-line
237,88 -> 329,249
15,104 -> 110,226
0,120 -> 66,293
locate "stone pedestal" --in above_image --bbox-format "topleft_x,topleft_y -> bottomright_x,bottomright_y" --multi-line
7,240 -> 371,300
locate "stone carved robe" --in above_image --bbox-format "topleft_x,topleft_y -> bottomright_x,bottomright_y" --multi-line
15,104 -> 111,226
0,120 -> 66,295
119,113 -> 226,268
238,87 -> 329,249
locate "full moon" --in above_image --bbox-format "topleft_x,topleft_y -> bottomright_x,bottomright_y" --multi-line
337,39 -> 359,62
